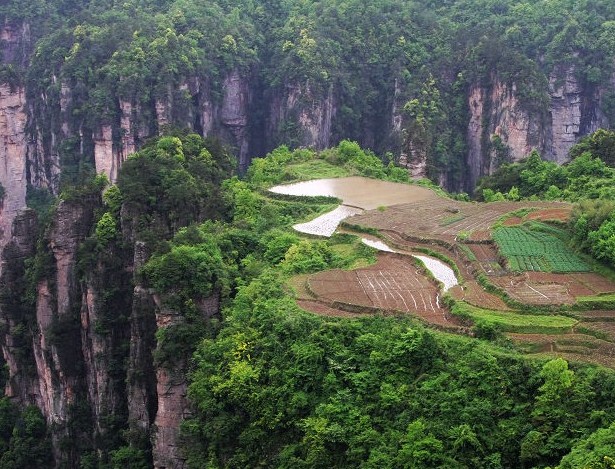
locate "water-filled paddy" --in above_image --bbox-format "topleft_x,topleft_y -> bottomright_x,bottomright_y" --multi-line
269,176 -> 435,209
293,206 -> 363,237
360,238 -> 458,291
413,255 -> 457,292
274,177 -> 459,291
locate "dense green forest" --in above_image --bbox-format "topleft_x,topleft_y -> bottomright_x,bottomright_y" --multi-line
2,0 -> 615,186
70,134 -> 612,468
3,0 -> 615,467
64,136 -> 615,466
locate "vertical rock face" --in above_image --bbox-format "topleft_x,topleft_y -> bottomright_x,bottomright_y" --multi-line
268,82 -> 336,152
127,241 -> 158,435
221,70 -> 251,171
489,81 -> 544,166
466,79 -> 546,188
466,85 -> 486,189
93,125 -> 124,183
0,21 -> 30,66
127,286 -> 158,431
548,66 -> 608,163
151,300 -> 189,469
465,66 -> 608,190
30,200 -> 93,463
0,209 -> 38,404
0,84 -> 28,252
295,84 -> 335,150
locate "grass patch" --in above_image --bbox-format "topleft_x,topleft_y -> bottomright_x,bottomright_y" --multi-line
339,221 -> 381,236
576,293 -> 615,310
452,302 -> 577,334
457,244 -> 478,262
440,214 -> 466,226
493,208 -> 537,228
283,159 -> 350,181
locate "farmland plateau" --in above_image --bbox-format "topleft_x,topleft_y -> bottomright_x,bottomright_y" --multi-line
265,157 -> 615,369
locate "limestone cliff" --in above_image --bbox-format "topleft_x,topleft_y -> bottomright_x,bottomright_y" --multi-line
0,84 -> 27,251
464,67 -> 609,190
3,12 -> 615,469
267,81 -> 336,151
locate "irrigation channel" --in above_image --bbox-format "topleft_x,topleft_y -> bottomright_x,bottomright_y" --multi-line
269,177 -> 458,292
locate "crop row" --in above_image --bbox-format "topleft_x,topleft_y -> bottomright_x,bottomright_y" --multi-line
494,227 -> 590,272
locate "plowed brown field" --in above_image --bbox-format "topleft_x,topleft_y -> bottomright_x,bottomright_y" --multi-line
349,200 -> 571,243
306,255 -> 462,327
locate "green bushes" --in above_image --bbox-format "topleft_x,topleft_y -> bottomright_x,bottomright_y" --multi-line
118,133 -> 233,238
143,242 -> 225,302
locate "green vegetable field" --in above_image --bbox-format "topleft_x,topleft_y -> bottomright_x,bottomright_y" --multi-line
493,225 -> 590,272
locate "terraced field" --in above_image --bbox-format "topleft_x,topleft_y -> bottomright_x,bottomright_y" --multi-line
275,177 -> 615,368
349,199 -> 571,243
303,255 -> 462,328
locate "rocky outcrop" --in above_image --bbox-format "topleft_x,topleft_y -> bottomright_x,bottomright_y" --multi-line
0,209 -> 38,405
465,66 -> 608,190
151,300 -> 189,469
0,84 -> 28,252
548,66 -> 608,163
221,70 -> 251,171
466,79 -> 545,187
127,286 -> 158,432
268,81 -> 336,152
93,125 -> 125,183
127,241 -> 158,435
466,85 -> 486,189
0,20 -> 30,67
29,199 -> 93,463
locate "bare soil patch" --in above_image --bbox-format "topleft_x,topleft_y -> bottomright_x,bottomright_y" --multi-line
489,272 -> 615,305
449,281 -> 512,311
526,207 -> 571,223
576,310 -> 615,322
502,216 -> 523,226
306,254 -> 462,327
507,332 -> 615,367
492,275 -> 575,305
578,322 -> 615,341
297,300 -> 365,318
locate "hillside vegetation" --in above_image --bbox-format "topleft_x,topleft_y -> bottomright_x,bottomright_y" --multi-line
2,0 -> 615,186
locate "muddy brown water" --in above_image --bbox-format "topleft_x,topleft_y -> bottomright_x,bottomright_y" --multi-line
269,176 -> 436,209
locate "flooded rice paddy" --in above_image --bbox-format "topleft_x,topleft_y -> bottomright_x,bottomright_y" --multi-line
361,238 -> 458,291
293,206 -> 363,237
269,176 -> 435,209
271,176 -> 437,237
361,238 -> 395,252
271,177 -> 458,291
412,255 -> 457,292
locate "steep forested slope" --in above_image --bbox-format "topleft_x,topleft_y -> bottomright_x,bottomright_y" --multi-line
2,0 -> 615,191
2,1 -> 615,468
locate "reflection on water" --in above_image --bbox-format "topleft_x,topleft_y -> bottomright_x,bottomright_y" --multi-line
361,238 -> 458,291
361,238 -> 395,252
270,176 -> 434,210
293,206 -> 364,237
413,255 -> 457,292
